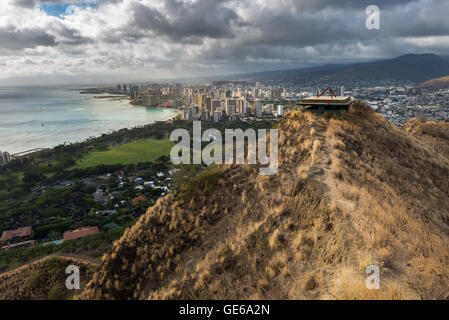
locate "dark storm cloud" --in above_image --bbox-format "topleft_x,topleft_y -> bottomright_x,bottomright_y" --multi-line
13,0 -> 115,8
14,0 -> 67,8
116,0 -> 443,59
0,27 -> 56,50
243,10 -> 369,47
130,0 -> 240,41
285,0 -> 419,12
14,0 -> 40,8
169,0 -> 449,67
4,0 -> 449,81
90,0 -> 448,70
384,1 -> 449,38
50,21 -> 93,46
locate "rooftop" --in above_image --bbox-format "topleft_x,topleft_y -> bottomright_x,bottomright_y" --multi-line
0,226 -> 32,243
63,226 -> 100,241
299,88 -> 352,108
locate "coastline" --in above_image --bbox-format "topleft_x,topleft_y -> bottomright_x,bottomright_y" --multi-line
0,88 -> 180,155
14,106 -> 180,156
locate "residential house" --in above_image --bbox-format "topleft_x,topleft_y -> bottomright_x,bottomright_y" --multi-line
0,226 -> 33,243
132,195 -> 146,206
63,226 -> 100,241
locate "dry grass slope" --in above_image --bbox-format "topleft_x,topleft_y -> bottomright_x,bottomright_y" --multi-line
79,102 -> 449,300
403,118 -> 449,160
0,255 -> 97,300
416,75 -> 449,90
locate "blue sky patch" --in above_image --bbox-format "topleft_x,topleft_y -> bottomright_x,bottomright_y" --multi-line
41,1 -> 99,18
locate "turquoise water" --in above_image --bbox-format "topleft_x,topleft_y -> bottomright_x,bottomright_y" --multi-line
0,87 -> 179,154
42,239 -> 64,246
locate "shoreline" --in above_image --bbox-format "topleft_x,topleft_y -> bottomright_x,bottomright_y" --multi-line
0,87 -> 181,155
14,111 -> 180,156
10,99 -> 180,156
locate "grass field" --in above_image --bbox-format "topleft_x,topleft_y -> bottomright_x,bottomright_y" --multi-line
74,138 -> 173,169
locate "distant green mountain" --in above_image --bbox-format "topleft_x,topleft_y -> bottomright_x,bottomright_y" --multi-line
237,54 -> 449,84
328,54 -> 449,82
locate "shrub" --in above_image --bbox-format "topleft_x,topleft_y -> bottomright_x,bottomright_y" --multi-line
179,167 -> 222,199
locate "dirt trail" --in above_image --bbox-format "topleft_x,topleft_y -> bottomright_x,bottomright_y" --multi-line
308,118 -> 356,213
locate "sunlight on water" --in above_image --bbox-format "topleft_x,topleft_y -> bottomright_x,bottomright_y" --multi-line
0,87 -> 179,154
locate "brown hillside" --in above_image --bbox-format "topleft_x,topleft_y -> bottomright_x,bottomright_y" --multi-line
0,255 -> 97,300
80,103 -> 449,300
403,118 -> 449,159
416,75 -> 449,89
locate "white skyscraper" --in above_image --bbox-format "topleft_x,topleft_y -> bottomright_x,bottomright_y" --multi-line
0,151 -> 11,166
240,99 -> 247,115
341,86 -> 345,97
277,105 -> 284,117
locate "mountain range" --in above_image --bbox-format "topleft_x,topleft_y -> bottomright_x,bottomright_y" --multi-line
234,53 -> 449,84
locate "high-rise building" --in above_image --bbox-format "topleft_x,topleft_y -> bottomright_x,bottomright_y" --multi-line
182,108 -> 193,121
265,104 -> 273,114
225,99 -> 237,115
236,88 -> 242,98
0,151 -> 11,166
213,111 -> 222,122
253,88 -> 259,99
194,105 -> 200,115
201,111 -> 211,121
203,97 -> 212,112
194,94 -> 203,112
211,99 -> 222,113
143,89 -> 163,106
255,100 -> 263,117
277,105 -> 284,117
237,99 -> 247,115
272,88 -> 282,100
341,86 -> 345,97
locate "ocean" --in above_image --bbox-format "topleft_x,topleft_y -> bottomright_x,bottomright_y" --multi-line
0,87 -> 179,154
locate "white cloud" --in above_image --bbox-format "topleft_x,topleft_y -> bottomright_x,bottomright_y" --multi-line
0,0 -> 448,83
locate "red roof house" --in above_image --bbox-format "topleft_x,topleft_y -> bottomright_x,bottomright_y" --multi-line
63,226 -> 100,241
0,226 -> 33,243
132,195 -> 146,206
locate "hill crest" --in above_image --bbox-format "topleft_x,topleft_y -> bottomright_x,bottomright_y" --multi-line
0,255 -> 96,300
416,75 -> 449,89
77,104 -> 449,300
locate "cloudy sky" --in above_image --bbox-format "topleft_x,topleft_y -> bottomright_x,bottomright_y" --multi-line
1,0 -> 449,84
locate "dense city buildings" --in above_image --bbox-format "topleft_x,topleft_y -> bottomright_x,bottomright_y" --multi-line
119,81 -> 290,121
110,79 -> 449,126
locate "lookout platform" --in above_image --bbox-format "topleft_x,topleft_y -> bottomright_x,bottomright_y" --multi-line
299,88 -> 352,113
